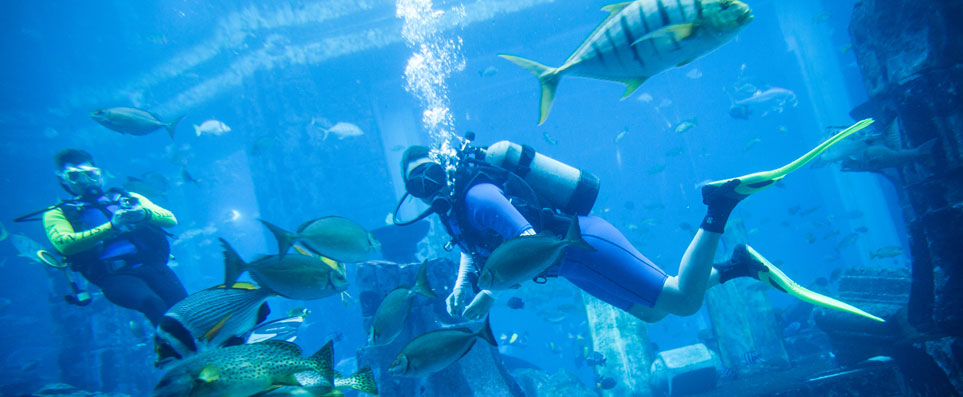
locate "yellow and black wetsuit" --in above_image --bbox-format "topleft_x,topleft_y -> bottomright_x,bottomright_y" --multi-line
43,191 -> 187,325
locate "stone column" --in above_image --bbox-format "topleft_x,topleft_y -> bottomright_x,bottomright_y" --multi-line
580,291 -> 652,396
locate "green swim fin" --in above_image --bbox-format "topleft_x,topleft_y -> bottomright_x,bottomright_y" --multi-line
745,245 -> 885,323
707,118 -> 875,196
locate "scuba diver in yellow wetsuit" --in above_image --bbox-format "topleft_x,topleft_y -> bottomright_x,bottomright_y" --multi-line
394,120 -> 882,324
41,149 -> 187,325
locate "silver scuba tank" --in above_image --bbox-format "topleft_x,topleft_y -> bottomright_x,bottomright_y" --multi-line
484,141 -> 599,216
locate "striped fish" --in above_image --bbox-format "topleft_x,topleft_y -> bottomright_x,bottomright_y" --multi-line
500,0 -> 753,124
154,282 -> 274,367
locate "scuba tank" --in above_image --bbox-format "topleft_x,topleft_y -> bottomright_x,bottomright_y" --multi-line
484,141 -> 599,216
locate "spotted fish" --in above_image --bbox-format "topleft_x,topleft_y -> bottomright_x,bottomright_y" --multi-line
500,0 -> 753,124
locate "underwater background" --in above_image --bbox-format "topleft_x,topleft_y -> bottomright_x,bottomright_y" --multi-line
2,0 -> 961,396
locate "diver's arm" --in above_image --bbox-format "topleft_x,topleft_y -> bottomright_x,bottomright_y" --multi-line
464,183 -> 534,237
129,192 -> 177,228
43,207 -> 113,256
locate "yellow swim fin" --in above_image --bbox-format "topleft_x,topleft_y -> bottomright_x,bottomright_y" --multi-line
707,118 -> 875,196
745,245 -> 884,322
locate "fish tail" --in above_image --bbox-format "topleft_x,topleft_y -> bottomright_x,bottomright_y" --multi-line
476,315 -> 497,347
412,261 -> 437,299
334,366 -> 379,396
916,138 -> 938,156
259,219 -> 295,258
219,238 -> 248,287
498,54 -> 560,125
564,216 -> 595,252
166,115 -> 184,139
310,340 -> 336,384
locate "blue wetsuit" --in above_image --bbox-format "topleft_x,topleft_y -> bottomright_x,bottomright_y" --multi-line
454,183 -> 668,310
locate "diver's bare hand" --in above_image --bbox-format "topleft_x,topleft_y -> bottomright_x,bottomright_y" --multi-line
446,287 -> 470,318
463,290 -> 495,321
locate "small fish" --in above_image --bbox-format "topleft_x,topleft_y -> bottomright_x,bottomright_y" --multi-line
686,68 -> 703,79
841,139 -> 938,172
870,246 -> 904,259
42,126 -> 59,138
811,11 -> 831,24
181,168 -> 201,184
507,297 -> 525,310
646,163 -> 667,175
822,230 -> 841,240
287,307 -> 310,318
388,317 -> 496,377
840,44 -> 853,54
744,137 -> 762,151
129,320 -> 149,341
728,88 -> 798,119
855,226 -> 869,233
478,66 -> 498,77
316,121 -> 364,141
800,206 -> 822,216
643,202 -> 666,211
744,350 -> 759,365
542,132 -> 558,145
673,118 -> 698,134
10,234 -> 45,264
783,321 -> 802,336
836,233 -> 860,251
0,221 -> 8,241
478,218 -> 594,290
500,0 -> 753,124
665,147 -> 684,157
637,93 -> 654,103
585,351 -> 606,367
193,120 -> 231,137
805,233 -> 817,244
788,205 -> 801,215
90,107 -> 182,139
260,217 -> 380,263
509,333 -> 519,344
778,125 -> 789,134
596,375 -> 617,390
614,128 -> 629,144
678,222 -> 695,232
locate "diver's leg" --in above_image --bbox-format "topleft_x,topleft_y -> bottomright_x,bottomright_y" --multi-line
653,180 -> 745,316
95,274 -> 170,326
137,262 -> 188,308
559,217 -> 669,322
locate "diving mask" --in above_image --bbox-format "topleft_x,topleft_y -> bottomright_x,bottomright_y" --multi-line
405,161 -> 447,199
61,165 -> 102,184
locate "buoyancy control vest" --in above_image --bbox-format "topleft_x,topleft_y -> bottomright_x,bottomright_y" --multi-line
439,139 -> 600,266
60,189 -> 171,274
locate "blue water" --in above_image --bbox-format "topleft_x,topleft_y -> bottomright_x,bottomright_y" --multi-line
1,0 -> 910,395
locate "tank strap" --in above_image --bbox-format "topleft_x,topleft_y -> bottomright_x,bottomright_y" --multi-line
514,144 -> 537,178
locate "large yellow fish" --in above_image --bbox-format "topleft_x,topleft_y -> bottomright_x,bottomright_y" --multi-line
501,0 -> 753,124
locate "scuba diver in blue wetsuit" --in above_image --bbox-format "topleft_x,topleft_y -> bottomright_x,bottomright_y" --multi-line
393,131 -> 884,324
40,149 -> 187,325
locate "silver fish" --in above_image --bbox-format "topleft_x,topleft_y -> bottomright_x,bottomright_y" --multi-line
501,0 -> 753,124
261,217 -> 381,263
477,217 -> 594,291
728,87 -> 798,119
388,317 -> 496,378
90,107 -> 182,139
221,239 -> 350,301
369,262 -> 437,346
10,233 -> 45,264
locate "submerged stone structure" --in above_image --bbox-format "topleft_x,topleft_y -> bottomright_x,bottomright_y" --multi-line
846,0 -> 963,393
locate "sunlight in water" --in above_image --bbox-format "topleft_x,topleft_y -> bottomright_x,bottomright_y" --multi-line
397,0 -> 466,166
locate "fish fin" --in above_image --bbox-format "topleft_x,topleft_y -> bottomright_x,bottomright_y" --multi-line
564,217 -> 595,251
499,54 -> 560,125
631,23 -> 696,46
601,2 -> 633,16
310,340 -> 336,384
257,302 -> 271,324
620,78 -> 648,99
220,238 -> 248,287
677,58 -> 695,67
883,118 -> 903,149
193,124 -> 201,137
335,366 -> 379,395
259,219 -> 295,259
166,115 -> 184,140
201,312 -> 234,342
198,364 -> 220,382
412,261 -> 437,299
914,138 -> 938,157
477,315 -> 498,346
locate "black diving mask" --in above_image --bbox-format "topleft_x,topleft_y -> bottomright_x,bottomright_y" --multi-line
405,162 -> 447,199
